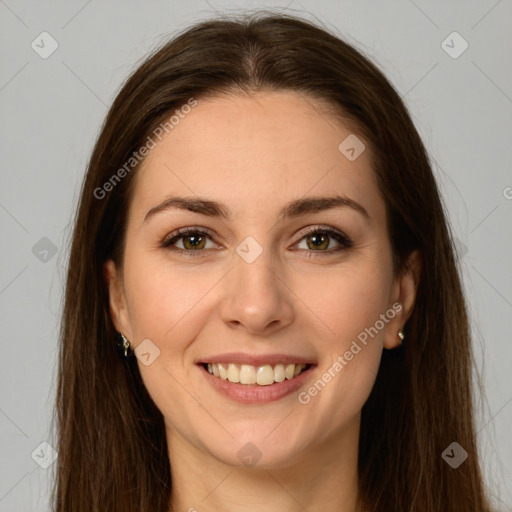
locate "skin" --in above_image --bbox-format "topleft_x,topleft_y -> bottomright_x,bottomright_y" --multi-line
104,91 -> 421,512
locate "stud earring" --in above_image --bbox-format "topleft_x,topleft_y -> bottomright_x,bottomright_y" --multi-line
398,329 -> 405,344
118,332 -> 131,358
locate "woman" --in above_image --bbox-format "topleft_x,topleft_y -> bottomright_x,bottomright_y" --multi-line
52,11 -> 493,512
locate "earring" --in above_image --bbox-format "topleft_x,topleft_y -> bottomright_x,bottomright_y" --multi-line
398,329 -> 405,344
118,332 -> 131,357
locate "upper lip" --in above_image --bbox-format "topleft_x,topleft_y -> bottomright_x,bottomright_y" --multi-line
197,352 -> 316,366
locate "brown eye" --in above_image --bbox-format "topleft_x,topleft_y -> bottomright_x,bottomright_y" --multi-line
181,233 -> 207,250
295,227 -> 353,253
305,232 -> 330,250
162,227 -> 216,256
162,225 -> 353,258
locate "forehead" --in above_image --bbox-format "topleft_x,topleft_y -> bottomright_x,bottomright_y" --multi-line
129,91 -> 384,225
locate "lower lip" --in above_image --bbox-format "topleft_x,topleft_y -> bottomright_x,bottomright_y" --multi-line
198,364 -> 316,404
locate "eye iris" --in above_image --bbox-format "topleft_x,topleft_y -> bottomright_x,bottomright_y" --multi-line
307,233 -> 329,250
183,233 -> 206,250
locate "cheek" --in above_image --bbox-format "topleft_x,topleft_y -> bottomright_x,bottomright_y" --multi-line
291,260 -> 391,418
295,257 -> 392,345
124,257 -> 216,352
122,258 -> 217,421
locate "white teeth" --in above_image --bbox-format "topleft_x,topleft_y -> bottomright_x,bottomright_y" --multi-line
256,365 -> 274,386
205,362 -> 309,385
274,364 -> 285,383
227,363 -> 240,383
240,364 -> 257,384
218,363 -> 228,380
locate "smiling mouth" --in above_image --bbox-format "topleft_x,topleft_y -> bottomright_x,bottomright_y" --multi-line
200,362 -> 312,386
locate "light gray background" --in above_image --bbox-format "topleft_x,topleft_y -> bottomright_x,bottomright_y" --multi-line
0,1 -> 511,510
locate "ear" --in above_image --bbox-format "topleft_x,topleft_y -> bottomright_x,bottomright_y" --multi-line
383,249 -> 422,349
103,259 -> 132,339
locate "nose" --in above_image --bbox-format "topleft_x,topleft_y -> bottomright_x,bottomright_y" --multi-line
220,248 -> 294,336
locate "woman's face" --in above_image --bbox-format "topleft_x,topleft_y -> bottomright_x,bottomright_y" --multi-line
105,91 -> 418,469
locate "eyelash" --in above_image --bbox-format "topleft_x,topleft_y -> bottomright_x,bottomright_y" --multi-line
161,225 -> 353,258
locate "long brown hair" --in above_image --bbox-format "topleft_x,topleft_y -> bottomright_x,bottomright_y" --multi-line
52,11 -> 493,511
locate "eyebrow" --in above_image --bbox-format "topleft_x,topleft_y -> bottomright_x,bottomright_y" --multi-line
143,194 -> 369,223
